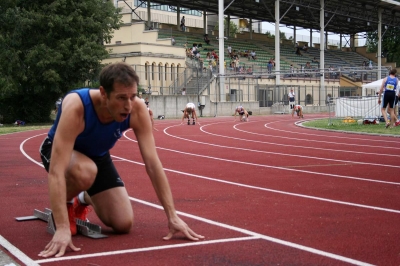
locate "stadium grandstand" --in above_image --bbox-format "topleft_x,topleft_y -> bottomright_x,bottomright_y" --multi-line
103,0 -> 400,118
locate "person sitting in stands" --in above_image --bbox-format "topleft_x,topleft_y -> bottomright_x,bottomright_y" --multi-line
250,51 -> 257,60
295,43 -> 302,56
302,44 -> 309,53
204,34 -> 210,45
171,36 -> 176,46
211,50 -> 218,61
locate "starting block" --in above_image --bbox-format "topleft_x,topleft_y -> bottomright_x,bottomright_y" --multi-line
15,208 -> 107,239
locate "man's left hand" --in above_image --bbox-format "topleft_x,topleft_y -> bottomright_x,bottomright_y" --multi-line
163,216 -> 204,241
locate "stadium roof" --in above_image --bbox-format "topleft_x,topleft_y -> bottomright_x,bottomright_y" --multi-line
150,0 -> 400,35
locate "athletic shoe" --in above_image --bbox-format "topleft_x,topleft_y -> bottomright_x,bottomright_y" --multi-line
192,121 -> 195,125
67,202 -> 77,235
73,197 -> 90,222
385,122 -> 390,128
187,120 -> 190,125
395,121 -> 400,127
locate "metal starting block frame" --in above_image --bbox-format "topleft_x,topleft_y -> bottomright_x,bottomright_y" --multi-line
15,208 -> 107,239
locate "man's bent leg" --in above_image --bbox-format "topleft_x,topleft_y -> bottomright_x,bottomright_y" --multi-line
90,187 -> 133,233
65,151 -> 97,201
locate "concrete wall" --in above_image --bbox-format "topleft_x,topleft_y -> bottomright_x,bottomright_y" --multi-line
145,95 -> 328,119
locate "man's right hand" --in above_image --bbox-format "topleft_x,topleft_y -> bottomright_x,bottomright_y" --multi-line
38,228 -> 80,258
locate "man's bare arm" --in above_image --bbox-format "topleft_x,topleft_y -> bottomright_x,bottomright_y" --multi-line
39,93 -> 85,258
132,102 -> 203,240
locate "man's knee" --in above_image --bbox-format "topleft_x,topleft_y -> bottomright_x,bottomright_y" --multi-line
111,217 -> 133,234
67,164 -> 97,191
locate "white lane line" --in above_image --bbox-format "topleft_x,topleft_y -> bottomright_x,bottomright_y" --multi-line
231,122 -> 400,152
0,235 -> 40,266
263,120 -> 400,144
112,155 -> 400,214
34,237 -> 259,264
18,131 -> 377,265
148,127 -> 400,185
34,198 -> 375,266
198,122 -> 400,161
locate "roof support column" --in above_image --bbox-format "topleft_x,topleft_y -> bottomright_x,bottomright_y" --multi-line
177,5 -> 180,31
378,8 -> 382,80
310,28 -> 312,47
275,0 -> 280,85
293,26 -> 296,45
226,15 -> 230,38
218,0 -> 225,102
320,0 -> 325,104
339,34 -> 342,50
147,0 -> 151,29
203,10 -> 207,34
249,18 -> 253,39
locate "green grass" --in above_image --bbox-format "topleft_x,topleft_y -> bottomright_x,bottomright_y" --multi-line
0,124 -> 52,135
1,118 -> 399,136
302,118 -> 400,136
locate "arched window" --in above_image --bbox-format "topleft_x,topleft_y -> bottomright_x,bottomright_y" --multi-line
171,64 -> 175,80
165,63 -> 168,81
152,63 -> 156,80
158,63 -> 162,80
144,62 -> 148,80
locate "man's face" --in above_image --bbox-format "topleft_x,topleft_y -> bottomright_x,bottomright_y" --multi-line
103,82 -> 137,122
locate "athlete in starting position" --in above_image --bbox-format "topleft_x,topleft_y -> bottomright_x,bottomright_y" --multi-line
291,104 -> 304,118
38,62 -> 203,258
181,103 -> 198,125
234,106 -> 249,122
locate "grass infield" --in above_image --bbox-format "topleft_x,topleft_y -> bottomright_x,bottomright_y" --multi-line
302,118 -> 400,136
1,118 -> 399,136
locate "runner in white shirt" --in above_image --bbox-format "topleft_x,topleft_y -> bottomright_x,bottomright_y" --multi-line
291,104 -> 304,118
181,103 -> 198,125
288,89 -> 295,109
234,106 -> 249,122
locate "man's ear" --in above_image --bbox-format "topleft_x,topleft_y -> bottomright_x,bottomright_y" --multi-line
99,86 -> 107,99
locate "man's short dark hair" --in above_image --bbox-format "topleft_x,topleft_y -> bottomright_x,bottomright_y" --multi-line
389,69 -> 397,76
99,62 -> 140,95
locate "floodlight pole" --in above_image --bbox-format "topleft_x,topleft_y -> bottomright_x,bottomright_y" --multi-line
275,0 -> 280,87
378,8 -> 382,80
320,0 -> 326,105
218,0 -> 225,102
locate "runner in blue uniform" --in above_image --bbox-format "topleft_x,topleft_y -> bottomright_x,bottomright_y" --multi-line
378,69 -> 398,128
38,62 -> 203,258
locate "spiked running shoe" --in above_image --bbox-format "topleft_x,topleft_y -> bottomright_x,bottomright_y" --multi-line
73,197 -> 90,223
385,122 -> 390,128
67,202 -> 77,235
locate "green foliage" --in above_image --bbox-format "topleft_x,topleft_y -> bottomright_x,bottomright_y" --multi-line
213,19 -> 239,36
0,0 -> 122,122
366,28 -> 400,65
264,30 -> 287,40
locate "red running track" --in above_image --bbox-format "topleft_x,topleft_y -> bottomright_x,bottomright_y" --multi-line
1,114 -> 399,266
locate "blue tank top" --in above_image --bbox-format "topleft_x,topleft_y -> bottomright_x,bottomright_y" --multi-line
48,88 -> 131,157
384,76 -> 398,92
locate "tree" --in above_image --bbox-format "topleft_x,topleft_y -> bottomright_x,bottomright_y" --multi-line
366,28 -> 400,66
214,18 -> 239,36
0,0 -> 122,123
264,30 -> 287,40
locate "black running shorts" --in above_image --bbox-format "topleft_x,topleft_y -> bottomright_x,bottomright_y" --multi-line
39,137 -> 125,196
